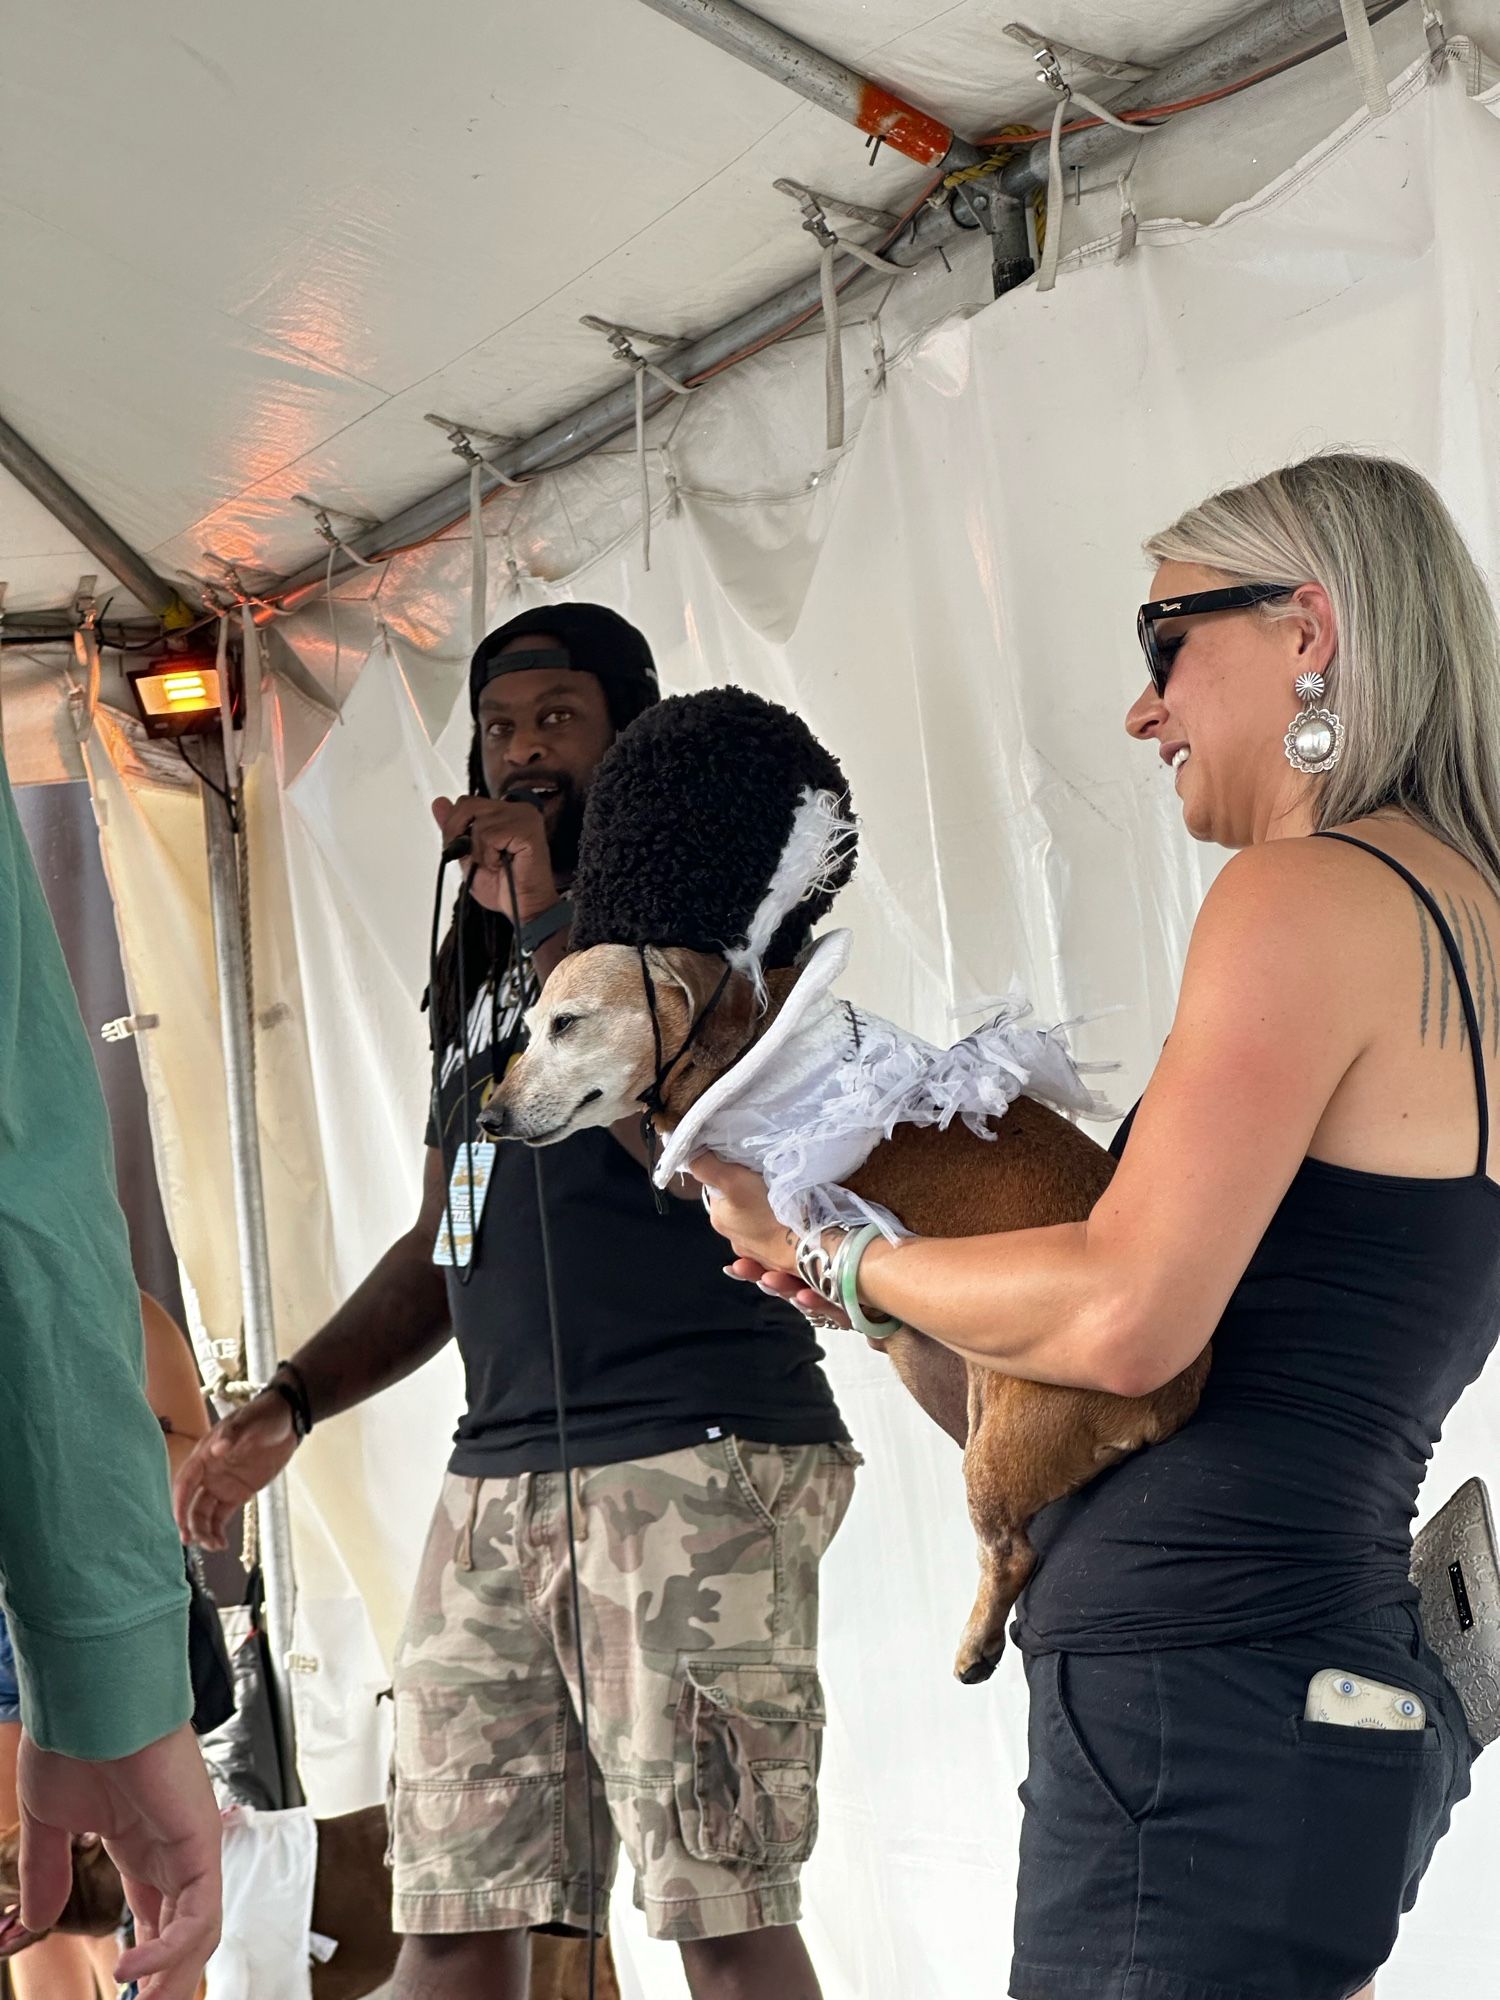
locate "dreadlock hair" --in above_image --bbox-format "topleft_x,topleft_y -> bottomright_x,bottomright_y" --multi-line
426,731 -> 517,1056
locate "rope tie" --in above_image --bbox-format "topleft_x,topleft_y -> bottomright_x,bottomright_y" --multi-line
775,180 -> 906,451
581,318 -> 692,573
1029,41 -> 1164,293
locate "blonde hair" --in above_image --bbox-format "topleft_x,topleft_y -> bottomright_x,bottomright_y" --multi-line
1145,452 -> 1500,895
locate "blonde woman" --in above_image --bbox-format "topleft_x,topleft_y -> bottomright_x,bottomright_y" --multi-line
701,454 -> 1498,2000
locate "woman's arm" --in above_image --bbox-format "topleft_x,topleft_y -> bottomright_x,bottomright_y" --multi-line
140,1295 -> 210,1483
703,839 -> 1382,1396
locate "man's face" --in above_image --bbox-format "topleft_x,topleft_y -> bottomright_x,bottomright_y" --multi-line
477,637 -> 615,871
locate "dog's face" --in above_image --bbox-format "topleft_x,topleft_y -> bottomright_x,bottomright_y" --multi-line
480,944 -> 758,1146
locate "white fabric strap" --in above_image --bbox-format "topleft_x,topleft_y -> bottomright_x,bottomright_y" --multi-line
239,605 -> 264,767
1339,0 -> 1391,115
634,366 -> 652,573
1038,80 -> 1160,293
630,353 -> 691,573
819,243 -> 844,450
70,621 -> 101,743
1114,143 -> 1144,264
1037,95 -> 1070,294
820,234 -> 905,449
468,458 -> 488,652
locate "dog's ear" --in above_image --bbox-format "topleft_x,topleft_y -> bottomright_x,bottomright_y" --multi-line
642,947 -> 759,1068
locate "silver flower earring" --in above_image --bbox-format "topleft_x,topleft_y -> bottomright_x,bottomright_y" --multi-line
1284,671 -> 1344,774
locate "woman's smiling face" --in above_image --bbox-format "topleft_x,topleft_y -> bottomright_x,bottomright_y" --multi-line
1126,563 -> 1336,849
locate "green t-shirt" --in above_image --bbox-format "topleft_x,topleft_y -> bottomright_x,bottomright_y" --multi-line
0,747 -> 190,1759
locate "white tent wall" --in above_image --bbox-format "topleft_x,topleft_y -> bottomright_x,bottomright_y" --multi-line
59,44 -> 1500,1998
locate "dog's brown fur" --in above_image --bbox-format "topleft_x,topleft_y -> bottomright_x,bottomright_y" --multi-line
488,946 -> 1209,1681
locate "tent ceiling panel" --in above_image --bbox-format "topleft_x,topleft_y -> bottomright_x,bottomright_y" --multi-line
1,0 -> 1385,602
0,467 -> 131,617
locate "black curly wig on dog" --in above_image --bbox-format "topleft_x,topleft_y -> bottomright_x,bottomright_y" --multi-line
570,687 -> 857,966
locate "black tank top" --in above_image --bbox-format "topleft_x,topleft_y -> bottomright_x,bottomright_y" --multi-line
1016,833 -> 1500,1653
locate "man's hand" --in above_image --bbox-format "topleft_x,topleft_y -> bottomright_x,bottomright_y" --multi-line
18,1723 -> 221,2000
173,1394 -> 297,1554
432,794 -> 557,921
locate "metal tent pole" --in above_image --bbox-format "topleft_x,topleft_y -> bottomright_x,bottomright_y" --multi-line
0,406 -> 181,618
633,0 -> 981,170
198,735 -> 302,1805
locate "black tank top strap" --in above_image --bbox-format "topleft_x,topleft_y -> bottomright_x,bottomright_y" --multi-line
1315,830 -> 1490,1174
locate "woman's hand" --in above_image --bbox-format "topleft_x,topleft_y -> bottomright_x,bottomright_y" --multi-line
690,1157 -> 854,1330
690,1156 -> 798,1275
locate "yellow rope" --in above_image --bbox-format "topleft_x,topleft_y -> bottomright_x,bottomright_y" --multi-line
941,129 -> 1048,251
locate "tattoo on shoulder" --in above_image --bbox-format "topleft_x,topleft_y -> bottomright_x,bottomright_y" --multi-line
1411,888 -> 1500,1055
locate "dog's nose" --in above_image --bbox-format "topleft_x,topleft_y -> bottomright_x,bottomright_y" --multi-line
477,1100 -> 509,1139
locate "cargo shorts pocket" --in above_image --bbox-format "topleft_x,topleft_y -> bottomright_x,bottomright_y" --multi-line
675,1661 -> 825,1865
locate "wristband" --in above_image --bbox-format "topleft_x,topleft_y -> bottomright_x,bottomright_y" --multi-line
518,898 -> 573,954
266,1361 -> 314,1439
833,1225 -> 900,1342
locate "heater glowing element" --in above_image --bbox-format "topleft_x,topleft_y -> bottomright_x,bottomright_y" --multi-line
126,657 -> 225,737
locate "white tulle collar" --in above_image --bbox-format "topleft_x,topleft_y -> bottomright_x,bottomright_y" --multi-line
656,930 -> 1113,1246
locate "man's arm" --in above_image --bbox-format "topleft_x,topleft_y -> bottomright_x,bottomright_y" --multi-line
174,1148 -> 452,1551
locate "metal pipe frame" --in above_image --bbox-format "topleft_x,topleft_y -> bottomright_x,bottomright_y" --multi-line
0,407 -> 179,617
270,0 -> 1374,605
634,0 -> 980,170
999,0 -> 1387,194
199,738 -> 302,1805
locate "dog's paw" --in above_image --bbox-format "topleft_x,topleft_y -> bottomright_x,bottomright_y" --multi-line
954,1646 -> 1003,1685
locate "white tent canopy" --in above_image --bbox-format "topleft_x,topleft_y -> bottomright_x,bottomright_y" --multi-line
5,6 -> 1500,1997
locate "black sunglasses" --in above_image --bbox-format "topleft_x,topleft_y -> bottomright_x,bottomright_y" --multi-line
1137,583 -> 1299,695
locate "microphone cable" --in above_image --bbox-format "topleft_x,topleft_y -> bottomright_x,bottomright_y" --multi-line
502,852 -> 600,2000
428,827 -> 599,2000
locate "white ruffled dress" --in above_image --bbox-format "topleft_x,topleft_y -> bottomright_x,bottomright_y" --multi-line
655,930 -> 1113,1246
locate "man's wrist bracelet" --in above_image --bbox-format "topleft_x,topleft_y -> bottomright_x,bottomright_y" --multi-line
517,898 -> 573,954
795,1225 -> 901,1342
266,1361 -> 314,1439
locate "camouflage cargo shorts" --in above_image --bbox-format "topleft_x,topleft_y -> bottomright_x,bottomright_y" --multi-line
389,1436 -> 861,1942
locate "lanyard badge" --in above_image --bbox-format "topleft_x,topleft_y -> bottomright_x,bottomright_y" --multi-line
433,1140 -> 498,1268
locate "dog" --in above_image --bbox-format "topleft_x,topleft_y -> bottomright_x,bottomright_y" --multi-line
482,942 -> 1210,1683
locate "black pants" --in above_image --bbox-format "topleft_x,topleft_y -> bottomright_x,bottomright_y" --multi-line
1011,1604 -> 1474,2000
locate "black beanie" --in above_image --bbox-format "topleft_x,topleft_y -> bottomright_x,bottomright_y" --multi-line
468,602 -> 660,734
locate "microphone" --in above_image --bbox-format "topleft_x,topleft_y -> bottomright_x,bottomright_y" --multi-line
441,787 -> 549,865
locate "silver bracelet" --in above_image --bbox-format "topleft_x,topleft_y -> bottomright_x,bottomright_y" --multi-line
795,1225 -> 901,1340
794,1231 -> 842,1306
